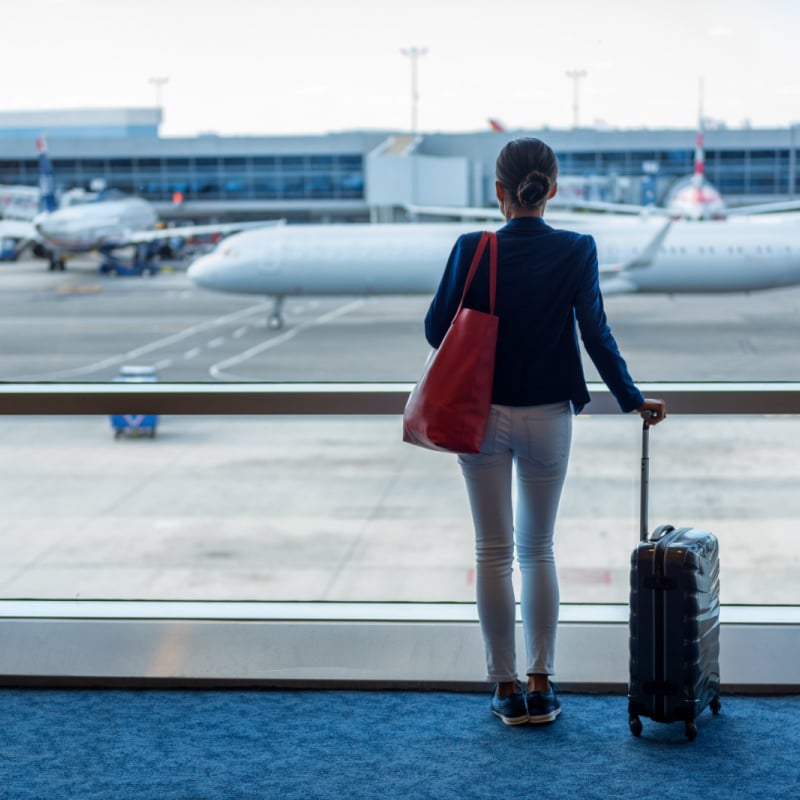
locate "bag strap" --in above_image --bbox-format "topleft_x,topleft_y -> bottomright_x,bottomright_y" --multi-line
457,231 -> 497,316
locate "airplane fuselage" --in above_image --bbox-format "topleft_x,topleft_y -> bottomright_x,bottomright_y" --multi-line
33,197 -> 158,251
187,215 -> 800,299
593,215 -> 800,294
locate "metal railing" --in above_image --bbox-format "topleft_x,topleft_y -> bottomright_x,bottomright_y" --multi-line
2,382 -> 800,415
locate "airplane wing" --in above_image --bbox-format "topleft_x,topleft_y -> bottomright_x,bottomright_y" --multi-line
124,219 -> 283,246
550,199 -> 671,217
568,197 -> 800,218
598,219 -> 673,277
725,199 -> 800,216
406,200 -> 675,222
0,219 -> 38,240
404,203 -> 504,221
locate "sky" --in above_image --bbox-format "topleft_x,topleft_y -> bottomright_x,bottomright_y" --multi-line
1,0 -> 798,137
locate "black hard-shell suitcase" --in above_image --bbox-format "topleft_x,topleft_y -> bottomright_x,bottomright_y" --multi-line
628,418 -> 721,741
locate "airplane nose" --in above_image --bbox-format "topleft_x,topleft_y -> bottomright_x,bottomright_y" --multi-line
34,215 -> 68,243
33,213 -> 52,236
187,252 -> 234,291
187,254 -> 216,287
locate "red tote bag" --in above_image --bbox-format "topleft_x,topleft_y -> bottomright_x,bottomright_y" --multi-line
402,231 -> 498,454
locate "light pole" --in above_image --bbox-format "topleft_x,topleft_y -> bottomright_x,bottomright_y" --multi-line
565,69 -> 587,128
401,47 -> 427,133
148,76 -> 169,125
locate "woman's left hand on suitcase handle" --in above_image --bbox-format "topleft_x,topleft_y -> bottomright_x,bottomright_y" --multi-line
637,398 -> 666,426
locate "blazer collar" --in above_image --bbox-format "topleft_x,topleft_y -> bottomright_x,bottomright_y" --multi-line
500,216 -> 550,233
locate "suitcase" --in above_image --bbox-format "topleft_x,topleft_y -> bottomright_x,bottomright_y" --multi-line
628,417 -> 721,741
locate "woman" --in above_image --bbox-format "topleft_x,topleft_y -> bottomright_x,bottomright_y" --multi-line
424,137 -> 666,725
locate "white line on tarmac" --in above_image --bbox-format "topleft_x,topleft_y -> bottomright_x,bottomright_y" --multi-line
209,299 -> 366,380
6,300 -> 275,381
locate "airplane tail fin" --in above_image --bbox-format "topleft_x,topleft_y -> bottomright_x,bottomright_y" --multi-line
36,136 -> 58,213
692,77 -> 705,189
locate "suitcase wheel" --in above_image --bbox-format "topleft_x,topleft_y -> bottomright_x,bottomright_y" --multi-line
629,715 -> 642,737
685,721 -> 697,741
710,697 -> 721,715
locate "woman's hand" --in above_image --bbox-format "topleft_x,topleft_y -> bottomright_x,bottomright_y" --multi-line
637,398 -> 666,426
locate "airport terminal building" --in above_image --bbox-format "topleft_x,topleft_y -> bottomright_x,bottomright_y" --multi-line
0,107 -> 798,223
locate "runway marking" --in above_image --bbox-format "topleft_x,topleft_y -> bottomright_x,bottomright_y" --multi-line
184,348 -> 201,360
56,284 -> 102,295
5,300 -> 275,381
208,337 -> 225,349
209,299 -> 366,380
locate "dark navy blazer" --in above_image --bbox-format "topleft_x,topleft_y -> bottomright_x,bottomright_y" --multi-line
424,216 -> 644,414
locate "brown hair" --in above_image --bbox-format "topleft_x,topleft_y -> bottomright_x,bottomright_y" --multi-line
495,137 -> 559,210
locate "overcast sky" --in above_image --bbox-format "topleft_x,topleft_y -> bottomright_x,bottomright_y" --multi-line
2,0 -> 797,137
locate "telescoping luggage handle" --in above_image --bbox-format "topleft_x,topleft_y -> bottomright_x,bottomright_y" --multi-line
640,414 -> 674,543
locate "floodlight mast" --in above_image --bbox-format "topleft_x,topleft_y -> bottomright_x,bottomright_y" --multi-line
148,76 -> 169,127
565,69 -> 587,128
401,47 -> 427,133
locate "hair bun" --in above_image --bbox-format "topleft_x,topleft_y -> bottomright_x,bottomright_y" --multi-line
516,171 -> 551,208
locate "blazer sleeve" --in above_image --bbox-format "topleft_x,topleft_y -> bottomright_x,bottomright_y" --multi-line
573,236 -> 644,413
424,234 -> 475,348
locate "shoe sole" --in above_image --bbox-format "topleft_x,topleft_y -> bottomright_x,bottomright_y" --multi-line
492,709 -> 530,725
527,707 -> 561,724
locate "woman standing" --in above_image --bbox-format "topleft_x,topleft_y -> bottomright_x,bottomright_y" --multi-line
424,138 -> 666,725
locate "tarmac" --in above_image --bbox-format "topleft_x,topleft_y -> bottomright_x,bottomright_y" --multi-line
1,255 -> 799,605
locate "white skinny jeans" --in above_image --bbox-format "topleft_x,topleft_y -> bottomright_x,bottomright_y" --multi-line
458,402 -> 572,683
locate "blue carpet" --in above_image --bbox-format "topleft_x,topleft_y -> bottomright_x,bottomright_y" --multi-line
0,690 -> 798,799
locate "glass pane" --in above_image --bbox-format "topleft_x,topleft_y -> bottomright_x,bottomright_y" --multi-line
0,414 -> 796,604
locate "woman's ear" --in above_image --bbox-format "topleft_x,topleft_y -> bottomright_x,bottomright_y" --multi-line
495,181 -> 505,205
548,181 -> 558,200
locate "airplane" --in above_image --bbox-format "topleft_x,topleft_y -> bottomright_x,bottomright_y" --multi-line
1,139 -> 273,273
186,211 -> 800,329
555,108 -> 800,222
577,123 -> 800,221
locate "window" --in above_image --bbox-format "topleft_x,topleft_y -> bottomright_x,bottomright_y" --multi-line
3,0 -> 799,690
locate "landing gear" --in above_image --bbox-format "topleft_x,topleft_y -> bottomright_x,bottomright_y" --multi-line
48,254 -> 66,271
268,296 -> 285,330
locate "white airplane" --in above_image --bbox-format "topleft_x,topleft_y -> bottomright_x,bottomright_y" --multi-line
187,211 -> 800,329
1,139 -> 272,272
556,122 -> 800,222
